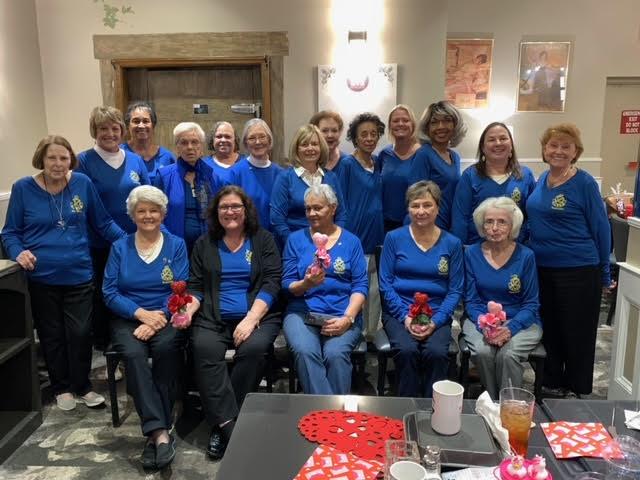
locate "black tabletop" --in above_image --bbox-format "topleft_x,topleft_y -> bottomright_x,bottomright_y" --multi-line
217,393 -> 580,480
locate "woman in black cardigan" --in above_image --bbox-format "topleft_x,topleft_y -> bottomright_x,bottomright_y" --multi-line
188,185 -> 282,460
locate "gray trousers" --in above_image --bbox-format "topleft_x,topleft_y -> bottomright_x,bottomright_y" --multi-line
462,320 -> 542,400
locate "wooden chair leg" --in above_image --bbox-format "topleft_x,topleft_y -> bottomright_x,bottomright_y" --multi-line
532,357 -> 544,403
106,353 -> 121,427
377,354 -> 387,396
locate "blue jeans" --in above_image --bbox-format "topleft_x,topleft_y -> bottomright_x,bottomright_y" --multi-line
283,311 -> 362,394
382,312 -> 451,397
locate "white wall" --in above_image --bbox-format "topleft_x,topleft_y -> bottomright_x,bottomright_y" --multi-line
0,0 -> 47,195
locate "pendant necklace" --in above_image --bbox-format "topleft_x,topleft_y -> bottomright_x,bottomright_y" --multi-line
44,175 -> 67,229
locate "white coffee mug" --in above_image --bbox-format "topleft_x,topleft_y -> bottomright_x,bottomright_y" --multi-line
431,380 -> 464,435
389,460 -> 427,480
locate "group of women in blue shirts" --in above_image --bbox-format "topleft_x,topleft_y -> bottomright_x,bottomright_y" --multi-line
0,98 -> 621,468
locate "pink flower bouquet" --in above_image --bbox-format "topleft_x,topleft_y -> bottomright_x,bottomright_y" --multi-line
308,232 -> 331,276
478,301 -> 507,339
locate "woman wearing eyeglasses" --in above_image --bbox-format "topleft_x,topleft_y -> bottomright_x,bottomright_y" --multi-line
188,185 -> 282,459
461,197 -> 541,400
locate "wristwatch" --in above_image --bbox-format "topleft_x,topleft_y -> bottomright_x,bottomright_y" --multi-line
345,315 -> 355,324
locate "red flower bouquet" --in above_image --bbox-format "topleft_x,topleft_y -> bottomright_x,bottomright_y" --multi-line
168,280 -> 193,328
477,301 -> 507,339
408,292 -> 433,332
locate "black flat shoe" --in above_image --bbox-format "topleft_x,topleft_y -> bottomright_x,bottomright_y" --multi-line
207,428 -> 228,460
141,440 -> 156,469
155,434 -> 176,469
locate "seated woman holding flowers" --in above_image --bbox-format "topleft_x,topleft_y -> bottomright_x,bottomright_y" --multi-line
103,185 -> 191,470
282,184 -> 367,395
461,196 -> 542,400
379,180 -> 463,397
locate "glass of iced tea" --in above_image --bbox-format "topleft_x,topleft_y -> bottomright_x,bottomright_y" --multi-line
500,387 -> 535,456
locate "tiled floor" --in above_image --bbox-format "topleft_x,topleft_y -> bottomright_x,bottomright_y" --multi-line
0,304 -> 614,479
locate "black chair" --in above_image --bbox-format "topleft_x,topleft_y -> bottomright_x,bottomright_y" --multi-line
372,245 -> 465,396
457,315 -> 546,403
607,215 -> 630,325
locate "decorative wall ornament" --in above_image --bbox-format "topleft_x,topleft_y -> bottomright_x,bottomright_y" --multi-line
92,0 -> 135,29
445,38 -> 494,109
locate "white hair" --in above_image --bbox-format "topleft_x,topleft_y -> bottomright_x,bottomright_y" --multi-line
473,196 -> 523,240
241,118 -> 274,148
304,184 -> 338,206
173,122 -> 205,145
126,185 -> 168,219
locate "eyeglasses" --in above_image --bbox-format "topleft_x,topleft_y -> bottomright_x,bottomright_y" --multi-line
218,204 -> 244,213
483,219 -> 510,228
247,134 -> 269,144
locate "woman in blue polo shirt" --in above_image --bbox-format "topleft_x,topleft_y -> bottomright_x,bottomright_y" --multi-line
2,135 -> 124,411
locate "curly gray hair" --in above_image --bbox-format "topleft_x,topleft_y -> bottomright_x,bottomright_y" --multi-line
126,185 -> 168,219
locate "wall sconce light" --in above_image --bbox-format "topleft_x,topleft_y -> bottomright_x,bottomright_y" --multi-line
346,30 -> 369,92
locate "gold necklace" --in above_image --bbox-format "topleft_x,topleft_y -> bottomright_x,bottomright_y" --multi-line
547,166 -> 575,187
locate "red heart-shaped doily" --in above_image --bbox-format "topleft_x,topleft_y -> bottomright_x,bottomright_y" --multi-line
298,410 -> 404,462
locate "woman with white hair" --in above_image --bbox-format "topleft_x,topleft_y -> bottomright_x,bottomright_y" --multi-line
103,185 -> 192,470
462,196 -> 542,400
282,184 -> 367,395
154,122 -> 226,253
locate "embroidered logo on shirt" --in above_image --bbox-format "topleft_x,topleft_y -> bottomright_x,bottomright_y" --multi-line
161,264 -> 174,284
333,257 -> 346,275
551,194 -> 567,210
245,249 -> 252,265
70,195 -> 84,213
508,274 -> 522,293
437,256 -> 449,275
130,171 -> 140,183
511,187 -> 522,204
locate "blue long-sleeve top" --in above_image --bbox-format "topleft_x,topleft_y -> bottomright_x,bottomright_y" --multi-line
229,157 -> 284,231
450,165 -> 536,245
338,154 -> 384,255
204,154 -> 247,184
153,158 -> 226,240
270,167 -> 348,248
379,226 -> 464,327
464,242 -> 541,336
379,145 -> 430,223
282,228 -> 368,326
121,143 -> 175,182
75,148 -> 150,248
418,143 -> 461,230
1,172 -> 125,285
526,169 -> 611,285
327,151 -> 350,177
102,232 -> 189,320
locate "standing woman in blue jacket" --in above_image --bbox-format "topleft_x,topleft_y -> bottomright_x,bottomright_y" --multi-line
527,123 -> 612,398
76,106 -> 150,354
416,101 -> 467,230
2,135 -> 124,411
154,122 -> 226,254
379,104 -> 425,232
270,124 -> 347,248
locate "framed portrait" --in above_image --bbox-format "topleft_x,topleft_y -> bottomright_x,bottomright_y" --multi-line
517,41 -> 571,112
445,39 -> 494,109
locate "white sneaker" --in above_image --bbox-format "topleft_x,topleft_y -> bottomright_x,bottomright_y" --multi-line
56,392 -> 76,411
79,391 -> 106,407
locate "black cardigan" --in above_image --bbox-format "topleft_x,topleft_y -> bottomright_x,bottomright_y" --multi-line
188,227 -> 283,330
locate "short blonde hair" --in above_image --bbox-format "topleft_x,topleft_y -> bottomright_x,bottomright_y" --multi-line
472,196 -> 523,241
89,106 -> 126,139
173,122 -> 205,145
288,124 -> 329,168
540,123 -> 584,164
388,104 -> 417,143
126,185 -> 168,219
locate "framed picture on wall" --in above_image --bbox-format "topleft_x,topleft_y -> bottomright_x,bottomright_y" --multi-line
445,38 -> 493,109
517,41 -> 571,112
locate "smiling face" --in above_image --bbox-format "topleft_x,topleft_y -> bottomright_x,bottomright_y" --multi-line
128,108 -> 154,142
543,134 -> 578,169
213,124 -> 235,157
96,121 -> 123,153
42,144 -> 72,182
427,114 -> 455,147
355,121 -> 380,156
297,133 -> 322,168
482,207 -> 512,243
482,125 -> 513,164
305,193 -> 336,231
133,201 -> 165,234
246,125 -> 272,159
217,193 -> 246,234
389,108 -> 414,141
176,130 -> 203,165
317,117 -> 342,151
408,193 -> 439,229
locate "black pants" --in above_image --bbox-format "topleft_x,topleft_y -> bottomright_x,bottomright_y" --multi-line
29,280 -> 94,396
192,318 -> 280,427
90,247 -> 111,350
111,317 -> 185,436
538,265 -> 601,394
